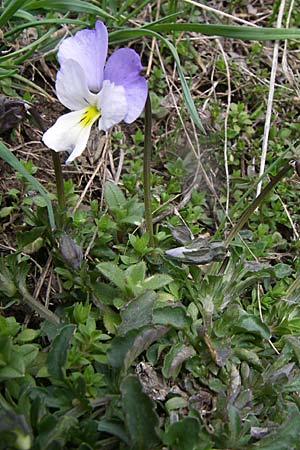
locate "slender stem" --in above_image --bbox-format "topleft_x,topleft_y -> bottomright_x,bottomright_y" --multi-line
225,161 -> 293,247
19,283 -> 60,324
143,93 -> 154,247
51,150 -> 66,214
29,106 -> 66,227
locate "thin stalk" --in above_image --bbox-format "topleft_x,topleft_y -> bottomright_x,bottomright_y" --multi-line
29,106 -> 66,227
143,94 -> 154,247
51,150 -> 66,216
18,283 -> 60,324
225,161 -> 293,246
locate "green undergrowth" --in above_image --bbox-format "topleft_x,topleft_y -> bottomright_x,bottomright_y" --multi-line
2,0 -> 300,449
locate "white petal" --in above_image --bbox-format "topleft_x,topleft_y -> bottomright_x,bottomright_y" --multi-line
56,60 -> 97,110
97,80 -> 127,131
42,108 -> 99,163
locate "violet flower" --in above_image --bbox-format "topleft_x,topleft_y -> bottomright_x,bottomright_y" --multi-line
43,21 -> 148,163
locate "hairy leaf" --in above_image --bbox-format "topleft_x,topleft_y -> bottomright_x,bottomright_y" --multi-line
121,374 -> 160,449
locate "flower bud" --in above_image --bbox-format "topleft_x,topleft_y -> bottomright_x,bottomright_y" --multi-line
60,234 -> 82,269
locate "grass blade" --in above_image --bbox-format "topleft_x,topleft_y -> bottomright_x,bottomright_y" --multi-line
0,140 -> 56,230
0,0 -> 30,27
25,0 -> 115,20
148,22 -> 300,41
109,28 -> 205,132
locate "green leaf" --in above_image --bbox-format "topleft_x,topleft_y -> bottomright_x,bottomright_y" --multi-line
235,313 -> 271,340
16,226 -> 46,249
118,291 -> 156,335
47,324 -> 76,381
163,417 -> 201,450
98,419 -> 130,446
147,22 -> 300,41
142,274 -> 173,290
18,344 -> 39,368
162,343 -> 196,378
153,305 -> 192,330
165,397 -> 188,411
273,263 -> 293,279
248,405 -> 300,449
104,181 -> 126,210
234,348 -> 263,370
96,262 -> 126,292
16,328 -> 41,342
25,0 -> 114,19
125,261 -> 146,286
108,326 -> 168,370
0,206 -> 14,218
227,405 -> 242,446
0,0 -> 28,27
121,374 -> 161,450
103,309 -> 121,334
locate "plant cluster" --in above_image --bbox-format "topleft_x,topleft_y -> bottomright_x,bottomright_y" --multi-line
1,1 -> 300,449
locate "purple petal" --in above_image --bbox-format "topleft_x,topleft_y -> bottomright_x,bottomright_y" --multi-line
104,48 -> 148,122
122,77 -> 148,123
58,21 -> 107,93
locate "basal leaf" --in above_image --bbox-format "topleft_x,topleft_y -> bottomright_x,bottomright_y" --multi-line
121,374 -> 160,450
162,343 -> 196,378
96,262 -> 126,292
98,419 -> 130,446
47,324 -> 76,381
163,417 -> 201,450
153,305 -> 192,330
142,274 -> 173,291
118,291 -> 156,336
249,405 -> 300,449
104,181 -> 126,210
234,313 -> 271,340
108,326 -> 169,370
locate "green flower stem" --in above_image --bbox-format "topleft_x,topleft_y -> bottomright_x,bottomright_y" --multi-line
225,161 -> 294,247
143,93 -> 154,247
18,283 -> 60,324
29,106 -> 66,227
51,150 -> 66,219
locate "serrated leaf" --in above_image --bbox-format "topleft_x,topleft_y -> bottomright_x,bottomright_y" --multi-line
104,181 -> 126,210
97,262 -> 126,292
118,291 -> 156,335
47,324 -> 76,381
153,305 -> 191,330
121,374 -> 160,450
162,343 -> 196,378
163,417 -> 201,450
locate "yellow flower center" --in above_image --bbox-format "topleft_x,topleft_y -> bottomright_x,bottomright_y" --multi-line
80,105 -> 101,127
